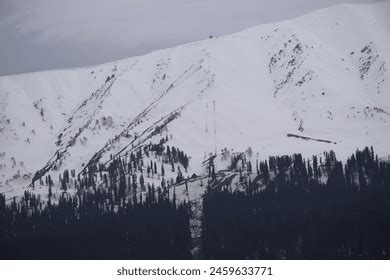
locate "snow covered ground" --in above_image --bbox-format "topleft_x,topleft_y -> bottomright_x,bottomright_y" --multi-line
1,2 -> 390,199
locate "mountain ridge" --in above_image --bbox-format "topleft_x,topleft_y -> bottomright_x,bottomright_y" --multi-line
1,1 -> 390,198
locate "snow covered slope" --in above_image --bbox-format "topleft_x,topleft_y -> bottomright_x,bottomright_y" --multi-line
1,2 -> 390,197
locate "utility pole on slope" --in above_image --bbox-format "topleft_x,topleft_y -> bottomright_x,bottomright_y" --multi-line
213,100 -> 217,156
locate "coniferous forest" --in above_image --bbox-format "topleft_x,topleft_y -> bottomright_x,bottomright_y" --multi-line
202,147 -> 390,259
0,191 -> 191,259
1,146 -> 390,259
0,142 -> 192,260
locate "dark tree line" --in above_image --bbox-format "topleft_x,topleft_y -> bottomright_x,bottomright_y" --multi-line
0,141 -> 192,259
0,189 -> 191,259
2,145 -> 390,260
202,147 -> 390,259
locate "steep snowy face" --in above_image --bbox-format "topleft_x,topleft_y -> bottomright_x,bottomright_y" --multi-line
1,2 -> 390,195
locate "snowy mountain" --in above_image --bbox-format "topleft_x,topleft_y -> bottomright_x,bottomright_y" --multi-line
1,1 -> 390,199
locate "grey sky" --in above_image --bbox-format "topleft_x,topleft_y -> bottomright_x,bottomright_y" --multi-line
0,0 -> 381,76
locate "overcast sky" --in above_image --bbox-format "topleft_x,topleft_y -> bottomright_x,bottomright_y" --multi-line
0,0 -> 382,76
